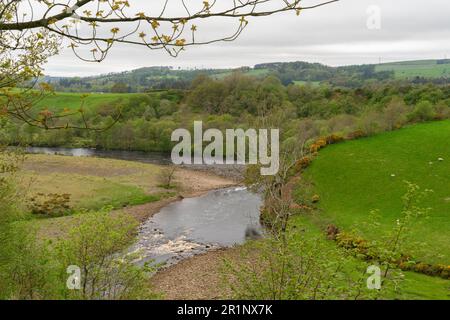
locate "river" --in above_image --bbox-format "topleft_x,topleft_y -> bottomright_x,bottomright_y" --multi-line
27,147 -> 263,268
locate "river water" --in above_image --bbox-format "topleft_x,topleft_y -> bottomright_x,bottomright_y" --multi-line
26,146 -> 245,179
131,186 -> 262,267
26,146 -> 172,164
26,147 -> 263,268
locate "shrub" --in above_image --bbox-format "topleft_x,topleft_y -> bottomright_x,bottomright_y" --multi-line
311,194 -> 320,203
326,224 -> 340,240
433,102 -> 450,120
309,137 -> 327,153
157,166 -> 176,189
221,234 -> 378,300
28,193 -> 71,217
0,148 -> 60,299
400,262 -> 450,279
335,231 -> 369,255
0,224 -> 59,299
57,209 -> 158,300
325,134 -> 344,145
347,129 -> 366,140
408,100 -> 436,122
293,156 -> 311,172
383,98 -> 408,131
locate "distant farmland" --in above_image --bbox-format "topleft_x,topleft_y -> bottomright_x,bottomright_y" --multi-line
375,59 -> 450,79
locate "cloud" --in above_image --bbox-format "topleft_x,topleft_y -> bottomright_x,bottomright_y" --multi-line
43,0 -> 450,76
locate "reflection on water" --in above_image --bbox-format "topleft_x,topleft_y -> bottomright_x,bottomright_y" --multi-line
26,146 -> 245,178
132,187 -> 263,267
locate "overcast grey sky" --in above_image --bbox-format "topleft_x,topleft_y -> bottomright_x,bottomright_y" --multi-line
44,0 -> 450,77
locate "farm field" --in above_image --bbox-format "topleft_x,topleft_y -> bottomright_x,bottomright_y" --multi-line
375,59 -> 450,78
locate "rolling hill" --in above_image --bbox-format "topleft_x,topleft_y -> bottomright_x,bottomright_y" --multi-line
302,120 -> 450,265
42,59 -> 450,93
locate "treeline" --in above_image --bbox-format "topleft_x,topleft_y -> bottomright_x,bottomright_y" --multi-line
44,67 -> 231,93
254,61 -> 394,86
2,73 -> 450,152
42,60 -> 426,93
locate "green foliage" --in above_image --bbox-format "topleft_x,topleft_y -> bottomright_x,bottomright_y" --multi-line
44,60 -> 450,94
0,148 -> 60,299
111,82 -> 131,93
0,150 -> 157,299
221,233 -> 381,300
336,182 -> 432,264
302,120 -> 450,264
0,208 -> 159,300
56,209 -> 157,300
2,76 -> 450,153
0,147 -> 25,225
0,224 -> 60,299
28,193 -> 71,217
409,100 -> 436,122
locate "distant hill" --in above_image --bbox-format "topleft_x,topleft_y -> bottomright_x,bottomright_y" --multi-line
43,59 -> 450,93
375,59 -> 450,79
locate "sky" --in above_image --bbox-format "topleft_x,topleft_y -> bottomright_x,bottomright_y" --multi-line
43,0 -> 450,77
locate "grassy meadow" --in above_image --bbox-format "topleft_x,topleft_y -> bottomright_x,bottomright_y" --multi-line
290,215 -> 450,300
34,91 -> 145,112
291,121 -> 450,299
302,121 -> 450,263
21,154 -> 172,211
375,59 -> 450,79
19,155 -> 175,236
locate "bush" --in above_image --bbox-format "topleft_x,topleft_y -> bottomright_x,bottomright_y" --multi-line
433,102 -> 450,120
399,262 -> 450,279
335,231 -> 370,256
311,194 -> 320,203
0,148 -> 60,299
0,224 -> 59,299
221,233 -> 380,300
56,209 -> 158,299
293,156 -> 311,172
28,193 -> 71,217
325,134 -> 344,145
408,100 -> 436,122
326,224 -> 340,240
157,166 -> 176,189
309,138 -> 327,153
347,129 -> 366,140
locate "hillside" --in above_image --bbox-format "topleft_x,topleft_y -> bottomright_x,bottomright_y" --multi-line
43,59 -> 450,93
301,120 -> 450,265
375,59 -> 450,79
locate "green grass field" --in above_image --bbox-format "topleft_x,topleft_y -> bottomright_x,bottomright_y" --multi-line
21,154 -> 175,211
375,59 -> 450,78
293,120 -> 450,299
302,120 -> 450,264
34,91 -> 145,112
290,216 -> 450,299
